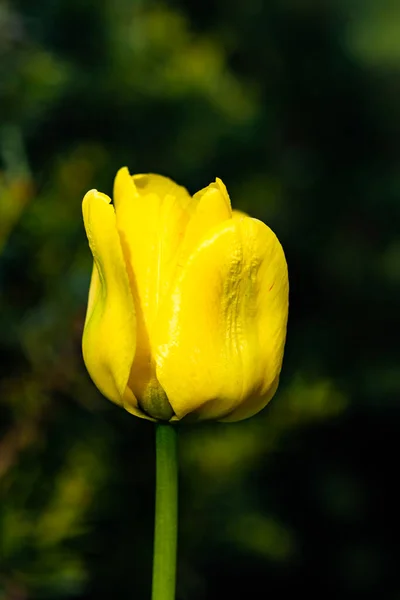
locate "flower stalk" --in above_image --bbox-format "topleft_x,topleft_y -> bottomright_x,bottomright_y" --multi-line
152,423 -> 178,600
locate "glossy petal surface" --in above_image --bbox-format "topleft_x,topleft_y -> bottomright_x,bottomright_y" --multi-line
154,216 -> 288,420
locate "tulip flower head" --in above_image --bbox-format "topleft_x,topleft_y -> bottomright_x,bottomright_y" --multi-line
82,169 -> 288,422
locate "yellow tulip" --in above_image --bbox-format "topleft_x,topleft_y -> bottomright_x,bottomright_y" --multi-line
82,169 -> 288,422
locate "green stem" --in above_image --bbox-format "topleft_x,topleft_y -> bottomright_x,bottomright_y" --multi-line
152,423 -> 178,600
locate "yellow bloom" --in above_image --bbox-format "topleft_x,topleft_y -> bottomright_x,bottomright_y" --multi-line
82,169 -> 288,422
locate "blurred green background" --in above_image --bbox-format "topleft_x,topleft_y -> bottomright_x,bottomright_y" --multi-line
1,0 -> 399,598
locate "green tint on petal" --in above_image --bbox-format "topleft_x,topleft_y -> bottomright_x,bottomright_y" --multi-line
154,216 -> 289,421
82,189 -> 138,411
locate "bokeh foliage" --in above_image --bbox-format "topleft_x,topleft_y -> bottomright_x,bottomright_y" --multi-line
1,0 -> 399,598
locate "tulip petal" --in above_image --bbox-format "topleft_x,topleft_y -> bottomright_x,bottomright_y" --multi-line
132,172 -> 194,206
178,178 -> 232,264
82,189 -> 141,415
154,216 -> 288,421
113,170 -> 192,413
219,375 -> 280,422
113,169 -> 193,329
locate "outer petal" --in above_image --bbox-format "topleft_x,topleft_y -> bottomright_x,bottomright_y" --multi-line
219,375 -> 280,422
153,216 -> 288,421
82,190 -> 143,417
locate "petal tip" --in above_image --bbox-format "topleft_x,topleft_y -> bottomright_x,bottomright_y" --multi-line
114,166 -> 138,208
114,165 -> 132,186
118,165 -> 131,176
83,189 -> 112,206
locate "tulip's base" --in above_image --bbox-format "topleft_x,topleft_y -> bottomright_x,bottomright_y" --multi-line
152,423 -> 178,600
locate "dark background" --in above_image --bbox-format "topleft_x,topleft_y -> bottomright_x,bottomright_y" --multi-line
1,0 -> 399,598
